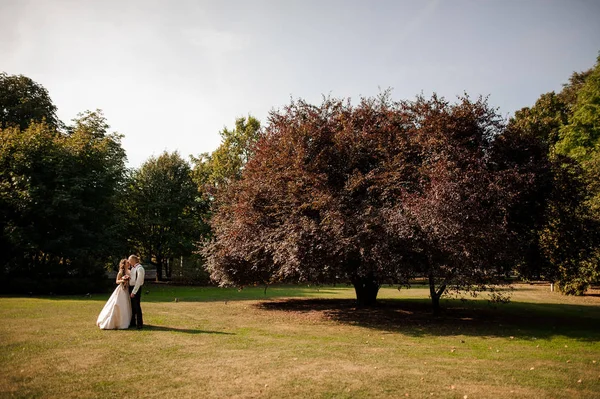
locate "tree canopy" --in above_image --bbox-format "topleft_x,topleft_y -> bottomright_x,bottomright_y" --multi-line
0,72 -> 59,130
205,95 -> 531,310
192,115 -> 262,196
126,151 -> 207,281
510,56 -> 600,294
0,112 -> 127,293
555,57 -> 600,163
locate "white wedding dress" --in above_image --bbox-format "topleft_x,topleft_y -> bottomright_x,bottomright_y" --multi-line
97,280 -> 132,330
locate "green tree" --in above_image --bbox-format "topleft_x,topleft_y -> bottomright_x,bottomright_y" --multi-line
127,152 -> 207,281
554,56 -> 600,291
556,56 -> 600,215
192,116 -> 261,195
538,157 -> 600,295
0,111 -> 127,293
0,72 -> 58,130
555,58 -> 600,162
511,92 -> 568,147
509,55 -> 600,294
62,110 -> 129,265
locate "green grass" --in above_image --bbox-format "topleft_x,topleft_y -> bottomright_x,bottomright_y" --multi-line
1,283 -> 599,398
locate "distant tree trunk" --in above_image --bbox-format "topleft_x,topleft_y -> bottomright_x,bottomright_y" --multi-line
165,257 -> 173,279
351,273 -> 380,307
155,256 -> 164,282
428,272 -> 446,315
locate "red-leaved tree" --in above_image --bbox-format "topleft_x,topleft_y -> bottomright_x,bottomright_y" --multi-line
205,94 -> 529,311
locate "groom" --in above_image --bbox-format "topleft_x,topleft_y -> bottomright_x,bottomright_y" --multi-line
128,255 -> 145,330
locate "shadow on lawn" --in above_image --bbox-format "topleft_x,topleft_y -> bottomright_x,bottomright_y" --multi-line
257,298 -> 600,341
142,325 -> 235,335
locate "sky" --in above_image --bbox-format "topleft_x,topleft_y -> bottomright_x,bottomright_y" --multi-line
2,0 -> 600,167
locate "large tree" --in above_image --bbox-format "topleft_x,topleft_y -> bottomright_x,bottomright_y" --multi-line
127,151 -> 206,281
553,56 -> 600,292
396,96 -> 528,313
192,115 -> 262,197
0,72 -> 59,130
205,95 -> 526,310
509,55 -> 600,294
555,57 -> 600,163
0,111 -> 127,293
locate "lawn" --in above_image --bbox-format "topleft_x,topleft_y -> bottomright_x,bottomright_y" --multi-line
0,283 -> 599,398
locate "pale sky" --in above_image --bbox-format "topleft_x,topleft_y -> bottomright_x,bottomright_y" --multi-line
2,0 -> 599,167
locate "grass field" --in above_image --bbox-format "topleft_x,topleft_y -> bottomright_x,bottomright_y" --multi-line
1,283 -> 599,398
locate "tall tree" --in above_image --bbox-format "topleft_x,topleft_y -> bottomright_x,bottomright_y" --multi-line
127,152 -> 206,281
554,56 -> 600,292
555,57 -> 600,163
205,95 -> 526,311
400,96 -> 530,313
0,111 -> 127,293
192,116 -> 262,196
509,55 -> 600,294
0,72 -> 58,130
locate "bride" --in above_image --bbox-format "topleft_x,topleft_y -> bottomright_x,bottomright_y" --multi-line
97,259 -> 132,329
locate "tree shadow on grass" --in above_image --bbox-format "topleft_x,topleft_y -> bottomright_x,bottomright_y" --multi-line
141,325 -> 235,335
256,298 -> 600,341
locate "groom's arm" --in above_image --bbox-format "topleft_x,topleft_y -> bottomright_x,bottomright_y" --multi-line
132,267 -> 145,295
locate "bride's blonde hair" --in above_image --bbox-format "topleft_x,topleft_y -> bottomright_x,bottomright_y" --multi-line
118,259 -> 129,288
119,259 -> 128,272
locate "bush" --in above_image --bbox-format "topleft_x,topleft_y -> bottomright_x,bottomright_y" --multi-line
557,279 -> 590,296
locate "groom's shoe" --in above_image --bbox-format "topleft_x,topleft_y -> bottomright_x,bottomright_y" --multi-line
136,325 -> 143,330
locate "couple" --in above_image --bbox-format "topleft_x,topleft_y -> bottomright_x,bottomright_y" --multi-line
97,255 -> 145,330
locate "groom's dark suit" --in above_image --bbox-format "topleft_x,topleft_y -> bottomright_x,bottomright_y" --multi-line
129,286 -> 143,328
129,264 -> 145,329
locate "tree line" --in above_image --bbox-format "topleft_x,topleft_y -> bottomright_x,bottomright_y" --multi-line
1,56 -> 599,310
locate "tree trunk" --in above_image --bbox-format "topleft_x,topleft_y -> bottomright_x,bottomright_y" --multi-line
155,257 -> 163,282
167,258 -> 173,280
351,273 -> 380,307
428,272 -> 446,315
165,258 -> 172,279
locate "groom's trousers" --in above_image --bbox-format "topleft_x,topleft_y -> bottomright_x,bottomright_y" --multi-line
129,286 -> 143,328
